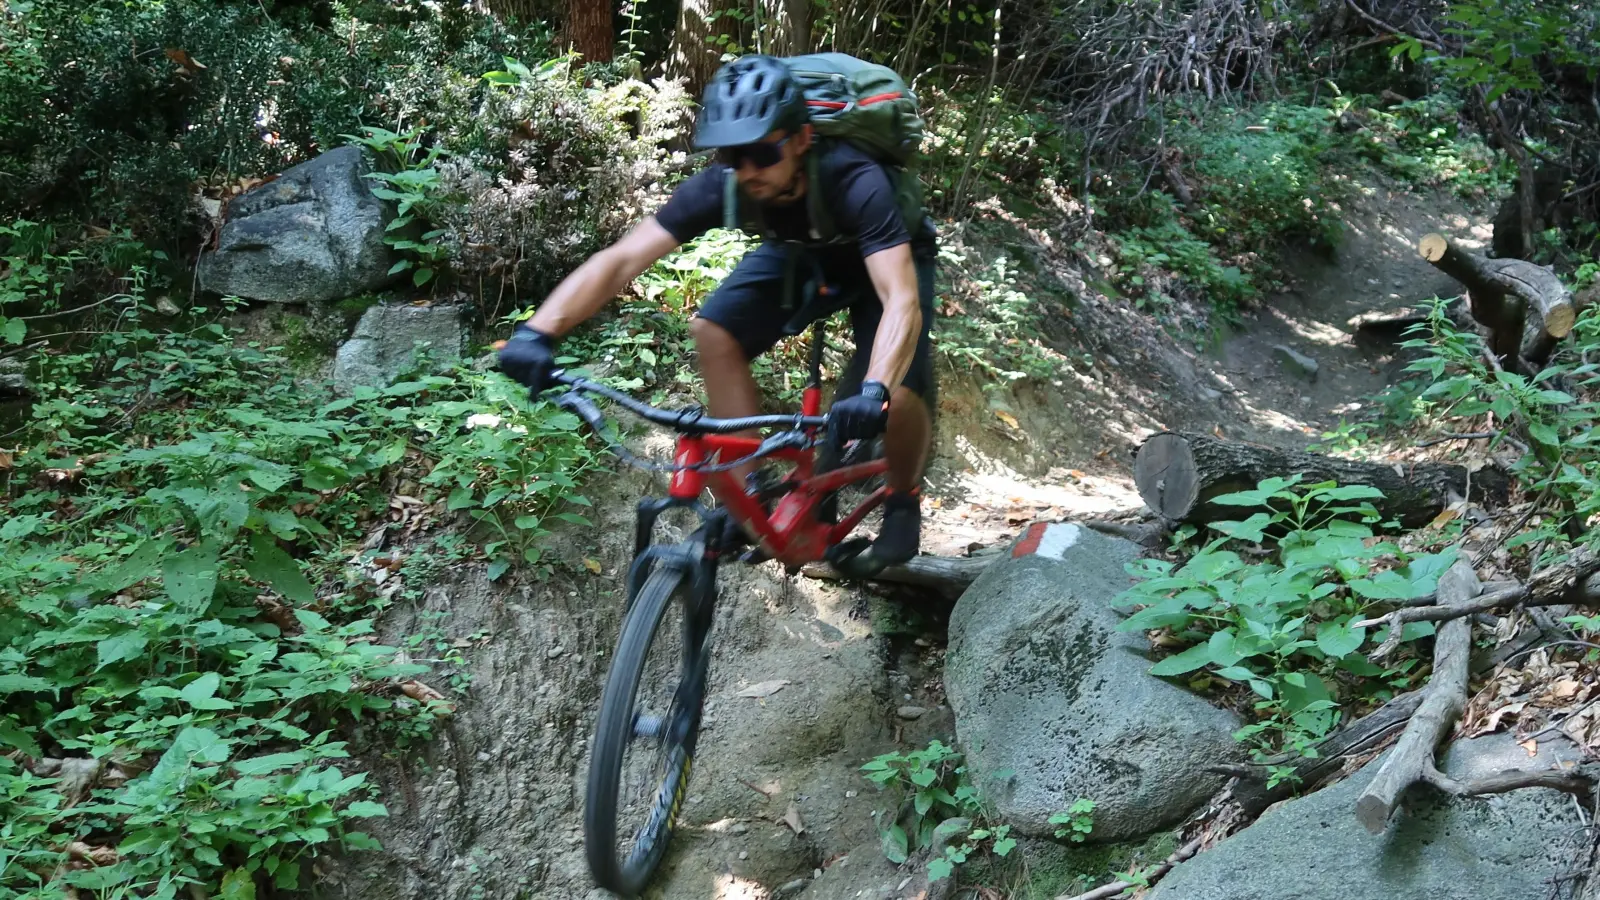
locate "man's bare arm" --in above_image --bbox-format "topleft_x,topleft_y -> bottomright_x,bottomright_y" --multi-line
861,243 -> 922,390
527,217 -> 682,337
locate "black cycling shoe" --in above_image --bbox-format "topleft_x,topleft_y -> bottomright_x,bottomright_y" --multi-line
870,490 -> 921,567
825,489 -> 921,578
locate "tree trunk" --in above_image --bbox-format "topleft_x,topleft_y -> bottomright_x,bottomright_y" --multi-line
668,0 -> 741,99
1418,233 -> 1575,368
566,0 -> 615,63
754,0 -> 810,55
1133,432 -> 1508,529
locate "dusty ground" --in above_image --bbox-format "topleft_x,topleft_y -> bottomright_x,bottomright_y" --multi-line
315,174 -> 1492,900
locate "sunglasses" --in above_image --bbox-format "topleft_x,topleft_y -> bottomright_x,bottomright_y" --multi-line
717,135 -> 791,169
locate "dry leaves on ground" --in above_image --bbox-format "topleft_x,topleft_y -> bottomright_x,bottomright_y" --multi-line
1462,645 -> 1600,755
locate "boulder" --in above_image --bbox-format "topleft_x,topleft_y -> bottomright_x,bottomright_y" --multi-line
944,522 -> 1243,843
199,146 -> 397,304
332,303 -> 466,392
0,357 -> 29,397
1146,733 -> 1588,900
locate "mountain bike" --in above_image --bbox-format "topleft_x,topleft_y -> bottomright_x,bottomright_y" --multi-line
540,318 -> 891,896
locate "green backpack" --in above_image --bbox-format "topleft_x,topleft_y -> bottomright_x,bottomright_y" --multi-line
722,53 -> 928,249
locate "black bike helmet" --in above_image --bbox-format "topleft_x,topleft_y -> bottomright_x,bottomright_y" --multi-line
693,55 -> 809,149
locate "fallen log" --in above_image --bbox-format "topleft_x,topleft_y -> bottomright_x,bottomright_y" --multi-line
1348,295 -> 1471,342
800,551 -> 998,593
1417,233 -> 1575,367
1133,432 -> 1507,529
1218,690 -> 1424,816
1354,559 -> 1479,834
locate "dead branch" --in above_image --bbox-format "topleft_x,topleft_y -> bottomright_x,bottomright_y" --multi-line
1423,764 -> 1598,799
1355,559 -> 1479,834
1414,431 -> 1499,448
1342,0 -> 1443,51
1220,690 -> 1424,816
1055,836 -> 1204,900
1362,548 -> 1600,641
1354,585 -> 1530,630
1082,518 -> 1172,548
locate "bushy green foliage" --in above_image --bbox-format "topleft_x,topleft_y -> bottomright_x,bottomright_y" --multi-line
0,0 -> 545,255
0,264 -> 598,896
436,54 -> 692,302
919,85 -> 1076,215
1173,102 -> 1345,253
933,243 -> 1069,387
1116,477 -> 1456,780
1400,296 -> 1600,555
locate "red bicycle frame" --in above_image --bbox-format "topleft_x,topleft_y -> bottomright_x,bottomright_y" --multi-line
667,384 -> 889,568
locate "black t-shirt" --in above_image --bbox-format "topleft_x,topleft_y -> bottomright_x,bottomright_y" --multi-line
654,142 -> 933,261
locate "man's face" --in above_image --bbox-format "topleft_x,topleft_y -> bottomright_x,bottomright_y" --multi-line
725,126 -> 811,201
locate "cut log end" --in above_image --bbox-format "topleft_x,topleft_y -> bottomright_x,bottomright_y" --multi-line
1546,305 -> 1576,339
1418,232 -> 1450,263
1354,795 -> 1391,835
1134,432 -> 1199,520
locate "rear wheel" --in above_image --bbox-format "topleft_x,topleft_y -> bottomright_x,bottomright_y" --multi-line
584,563 -> 711,896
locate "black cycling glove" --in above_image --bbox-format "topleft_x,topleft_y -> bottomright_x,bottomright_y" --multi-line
828,381 -> 891,445
498,326 -> 559,395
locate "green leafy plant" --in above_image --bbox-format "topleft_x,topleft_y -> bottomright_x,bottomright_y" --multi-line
861,741 -> 1019,883
862,740 -> 977,864
0,270 -> 599,896
343,126 -> 453,288
1400,295 -> 1600,553
1050,797 -> 1096,843
1115,477 -> 1457,771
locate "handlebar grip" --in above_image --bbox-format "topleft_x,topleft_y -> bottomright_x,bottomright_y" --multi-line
556,391 -> 607,434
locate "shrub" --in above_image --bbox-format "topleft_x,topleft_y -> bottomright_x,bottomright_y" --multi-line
434,56 -> 692,305
0,0 -> 546,257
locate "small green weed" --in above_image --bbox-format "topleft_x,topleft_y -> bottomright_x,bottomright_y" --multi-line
1049,798 -> 1096,843
862,741 -> 1018,883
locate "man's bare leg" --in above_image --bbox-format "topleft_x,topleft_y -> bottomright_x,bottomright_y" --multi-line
690,317 -> 762,482
884,385 -> 931,492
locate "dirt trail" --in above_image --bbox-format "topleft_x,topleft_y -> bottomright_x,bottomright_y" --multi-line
319,175 -> 1493,900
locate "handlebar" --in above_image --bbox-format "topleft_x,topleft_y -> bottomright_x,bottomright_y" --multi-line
547,369 -> 829,435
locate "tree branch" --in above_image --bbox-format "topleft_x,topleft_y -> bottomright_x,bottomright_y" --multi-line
1354,560 -> 1478,834
1422,764 -> 1597,799
1342,0 -> 1443,51
1055,836 -> 1204,900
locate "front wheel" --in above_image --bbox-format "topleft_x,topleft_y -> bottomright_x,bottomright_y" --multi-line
584,563 -> 711,896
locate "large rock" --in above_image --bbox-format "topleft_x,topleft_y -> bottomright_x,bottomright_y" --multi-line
332,303 -> 466,392
199,146 -> 397,303
0,357 -> 29,397
945,522 -> 1243,842
1146,733 -> 1588,900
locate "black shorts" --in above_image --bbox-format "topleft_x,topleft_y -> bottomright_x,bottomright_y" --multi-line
692,241 -> 938,402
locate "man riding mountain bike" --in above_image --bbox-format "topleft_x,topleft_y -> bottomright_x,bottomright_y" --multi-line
498,53 -> 938,570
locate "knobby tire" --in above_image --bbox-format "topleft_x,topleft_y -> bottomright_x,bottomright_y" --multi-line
584,563 -> 708,896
